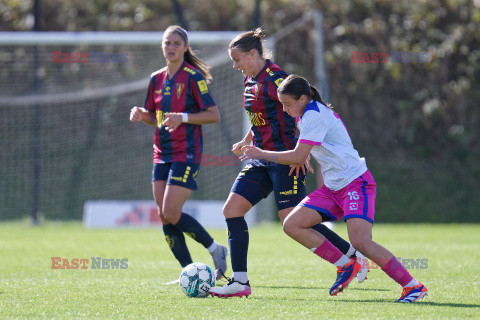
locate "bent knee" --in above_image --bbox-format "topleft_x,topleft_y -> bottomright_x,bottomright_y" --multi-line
162,206 -> 181,224
222,196 -> 250,219
282,221 -> 293,236
222,202 -> 232,218
282,215 -> 298,236
223,203 -> 244,218
156,207 -> 170,225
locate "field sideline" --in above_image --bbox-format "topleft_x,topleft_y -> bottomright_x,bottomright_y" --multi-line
1,222 -> 478,319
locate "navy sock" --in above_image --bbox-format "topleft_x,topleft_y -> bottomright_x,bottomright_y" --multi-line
175,213 -> 214,249
162,224 -> 192,267
311,223 -> 350,255
226,217 -> 249,272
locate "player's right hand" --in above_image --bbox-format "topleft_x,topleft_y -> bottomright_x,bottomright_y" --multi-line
232,140 -> 249,156
239,145 -> 264,161
129,106 -> 142,122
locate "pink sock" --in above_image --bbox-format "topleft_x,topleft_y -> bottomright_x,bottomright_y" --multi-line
381,257 -> 413,287
313,240 -> 344,265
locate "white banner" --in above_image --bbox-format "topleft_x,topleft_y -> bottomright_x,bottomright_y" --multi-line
83,200 -> 228,228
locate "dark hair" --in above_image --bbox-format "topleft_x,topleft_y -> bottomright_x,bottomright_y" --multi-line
277,74 -> 332,109
228,27 -> 272,59
164,25 -> 212,83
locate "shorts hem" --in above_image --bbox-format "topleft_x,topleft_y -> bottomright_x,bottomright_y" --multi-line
343,214 -> 374,224
231,191 -> 256,207
277,198 -> 303,211
166,180 -> 198,191
300,203 -> 337,221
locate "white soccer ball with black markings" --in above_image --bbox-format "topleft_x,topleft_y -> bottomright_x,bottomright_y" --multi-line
179,262 -> 216,298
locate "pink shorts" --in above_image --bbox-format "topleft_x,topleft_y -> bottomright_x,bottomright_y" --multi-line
300,170 -> 377,224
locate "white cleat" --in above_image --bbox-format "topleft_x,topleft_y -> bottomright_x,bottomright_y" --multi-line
210,279 -> 251,298
354,251 -> 369,283
211,244 -> 228,280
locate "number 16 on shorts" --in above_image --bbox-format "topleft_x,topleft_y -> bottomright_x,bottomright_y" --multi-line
348,191 -> 359,211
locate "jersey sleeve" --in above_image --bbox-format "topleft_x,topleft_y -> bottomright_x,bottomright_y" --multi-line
298,110 -> 329,146
189,72 -> 216,111
143,76 -> 156,112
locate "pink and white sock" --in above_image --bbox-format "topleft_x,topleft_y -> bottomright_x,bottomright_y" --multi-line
312,240 -> 350,267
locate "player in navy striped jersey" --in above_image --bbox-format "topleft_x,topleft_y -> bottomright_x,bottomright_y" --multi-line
129,25 -> 228,282
210,28 -> 367,298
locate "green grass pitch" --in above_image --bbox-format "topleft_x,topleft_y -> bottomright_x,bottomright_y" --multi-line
1,222 -> 479,319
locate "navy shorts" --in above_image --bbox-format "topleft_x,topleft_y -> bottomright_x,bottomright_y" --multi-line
152,162 -> 200,190
231,161 -> 306,211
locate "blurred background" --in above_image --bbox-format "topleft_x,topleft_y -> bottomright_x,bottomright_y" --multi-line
0,0 -> 479,223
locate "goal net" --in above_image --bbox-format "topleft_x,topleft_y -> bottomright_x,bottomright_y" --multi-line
0,13 -> 322,222
0,32 -> 246,220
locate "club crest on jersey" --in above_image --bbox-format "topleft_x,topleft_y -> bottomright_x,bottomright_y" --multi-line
254,84 -> 263,99
176,83 -> 185,98
197,80 -> 208,94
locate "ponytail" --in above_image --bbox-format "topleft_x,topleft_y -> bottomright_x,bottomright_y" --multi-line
229,26 -> 272,59
184,50 -> 212,83
164,25 -> 212,83
310,85 -> 332,109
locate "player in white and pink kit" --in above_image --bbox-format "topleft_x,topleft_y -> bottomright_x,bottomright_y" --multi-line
240,74 -> 428,303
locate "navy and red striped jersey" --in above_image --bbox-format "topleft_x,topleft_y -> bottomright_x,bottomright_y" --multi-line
244,60 -> 297,151
143,62 -> 216,164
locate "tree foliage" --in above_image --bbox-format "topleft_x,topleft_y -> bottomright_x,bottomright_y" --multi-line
1,0 -> 479,221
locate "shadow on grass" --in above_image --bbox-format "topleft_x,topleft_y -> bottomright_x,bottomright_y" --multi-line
251,296 -> 480,308
332,299 -> 480,308
255,285 -> 390,292
421,301 -> 480,308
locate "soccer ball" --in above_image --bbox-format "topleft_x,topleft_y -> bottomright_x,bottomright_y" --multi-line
179,262 -> 216,298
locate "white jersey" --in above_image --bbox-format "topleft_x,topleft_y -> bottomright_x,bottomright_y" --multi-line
297,100 -> 367,191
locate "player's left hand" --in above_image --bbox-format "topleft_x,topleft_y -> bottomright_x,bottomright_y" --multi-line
289,165 -> 306,178
162,113 -> 183,132
239,145 -> 264,161
288,154 -> 314,178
